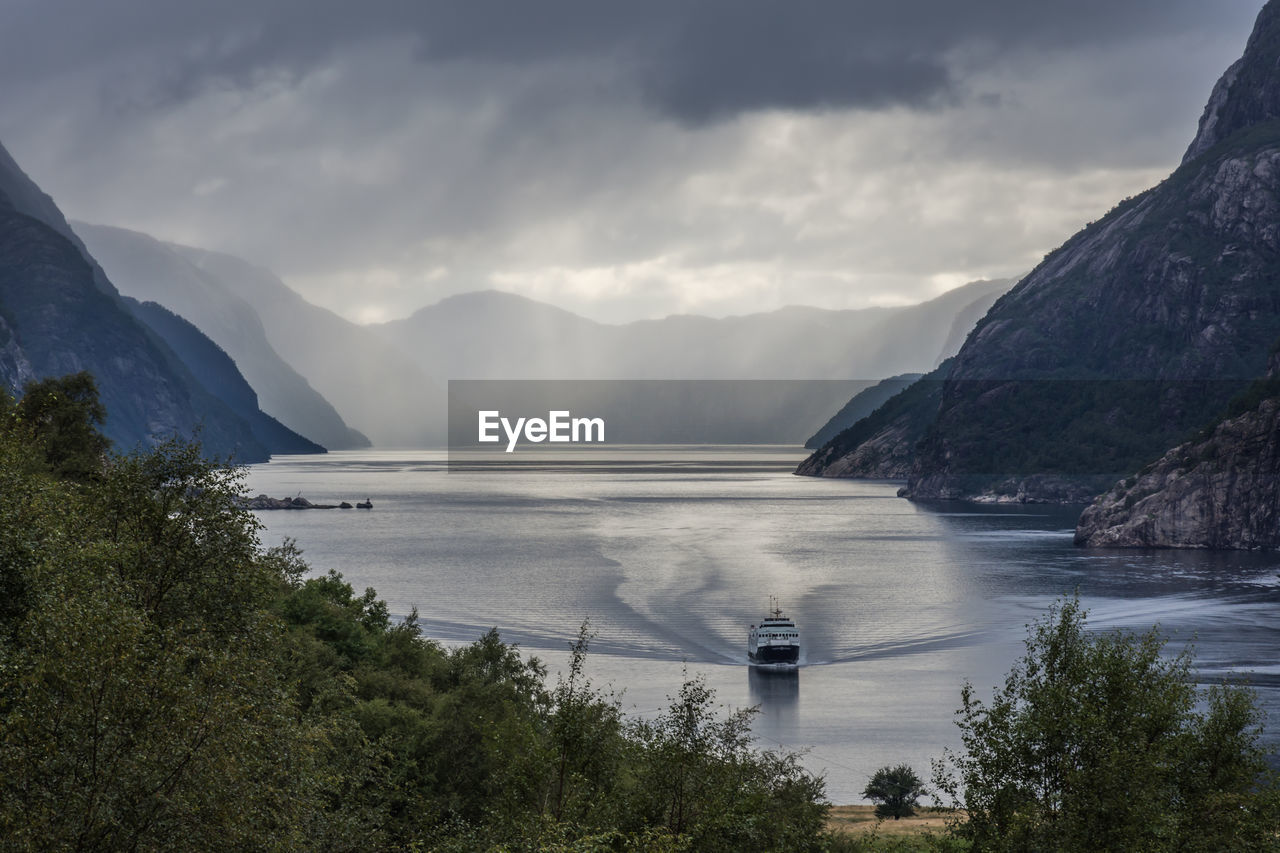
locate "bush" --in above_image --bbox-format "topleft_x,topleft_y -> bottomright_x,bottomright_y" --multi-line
934,596 -> 1280,852
863,765 -> 926,820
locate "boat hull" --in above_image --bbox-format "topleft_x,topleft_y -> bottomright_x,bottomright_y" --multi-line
748,644 -> 800,666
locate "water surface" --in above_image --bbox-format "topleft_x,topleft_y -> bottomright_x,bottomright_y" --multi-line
245,447 -> 1280,803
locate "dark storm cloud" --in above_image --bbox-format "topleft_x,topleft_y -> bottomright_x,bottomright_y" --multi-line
0,0 -> 1254,123
0,0 -> 1264,323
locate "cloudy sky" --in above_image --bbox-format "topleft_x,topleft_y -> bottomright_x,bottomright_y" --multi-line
0,1 -> 1265,323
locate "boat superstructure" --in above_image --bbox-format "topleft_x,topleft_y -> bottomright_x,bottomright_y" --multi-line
748,596 -> 800,667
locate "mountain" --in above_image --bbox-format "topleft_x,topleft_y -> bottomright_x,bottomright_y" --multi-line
795,368 -> 948,479
171,248 -> 443,448
125,298 -> 324,455
802,2 -> 1280,502
802,373 -> 922,450
1075,351 -> 1280,549
74,224 -> 368,450
0,140 -> 275,461
375,278 -> 1014,381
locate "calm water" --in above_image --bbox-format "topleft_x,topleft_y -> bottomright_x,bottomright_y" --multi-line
245,447 -> 1280,803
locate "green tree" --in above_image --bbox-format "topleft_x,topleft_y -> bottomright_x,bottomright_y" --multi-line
545,620 -> 624,825
934,596 -> 1280,852
13,371 -> 110,480
0,437 -> 329,850
626,674 -> 828,852
863,765 -> 926,820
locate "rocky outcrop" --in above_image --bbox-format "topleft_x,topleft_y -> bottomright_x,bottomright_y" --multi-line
798,416 -> 918,479
1075,394 -> 1280,549
1182,2 -> 1280,164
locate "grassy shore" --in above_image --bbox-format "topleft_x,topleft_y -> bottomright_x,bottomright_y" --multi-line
827,805 -> 960,837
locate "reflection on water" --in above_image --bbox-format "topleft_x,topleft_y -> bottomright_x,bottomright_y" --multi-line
748,667 -> 800,742
748,666 -> 800,706
246,447 -> 1280,802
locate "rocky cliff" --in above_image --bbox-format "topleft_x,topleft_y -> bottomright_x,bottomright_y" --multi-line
804,1 -> 1280,502
1075,361 -> 1280,549
0,139 -> 289,461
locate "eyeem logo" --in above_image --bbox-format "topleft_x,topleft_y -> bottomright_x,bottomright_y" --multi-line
478,410 -> 605,452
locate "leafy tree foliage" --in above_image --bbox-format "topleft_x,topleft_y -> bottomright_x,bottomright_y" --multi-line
0,372 -> 833,851
863,765 -> 926,820
0,432 -> 321,849
13,371 -> 110,480
934,596 -> 1280,852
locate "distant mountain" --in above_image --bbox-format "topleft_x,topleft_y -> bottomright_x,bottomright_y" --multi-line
172,248 -> 443,448
65,213 -> 1010,450
74,224 -> 368,451
801,2 -> 1280,503
375,279 -> 1014,381
125,298 -> 324,455
0,140 -> 275,461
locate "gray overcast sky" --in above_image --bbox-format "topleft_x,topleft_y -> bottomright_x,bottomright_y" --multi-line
0,0 -> 1266,323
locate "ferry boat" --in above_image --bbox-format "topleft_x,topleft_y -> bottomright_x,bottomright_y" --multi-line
748,597 -> 800,667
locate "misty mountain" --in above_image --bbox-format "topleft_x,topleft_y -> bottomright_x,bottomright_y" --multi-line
74,223 -> 369,451
0,140 -> 276,461
171,247 -> 444,448
374,278 -> 1013,381
125,298 -> 324,456
801,1 -> 1280,503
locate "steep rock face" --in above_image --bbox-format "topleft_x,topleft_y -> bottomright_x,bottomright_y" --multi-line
796,414 -> 920,479
0,140 -> 277,461
899,1 -> 1280,502
76,223 -> 368,450
796,282 -> 1021,475
1075,392 -> 1280,550
1182,2 -> 1280,164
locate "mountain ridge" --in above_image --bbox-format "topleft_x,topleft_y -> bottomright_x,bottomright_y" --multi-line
376,278 -> 1015,381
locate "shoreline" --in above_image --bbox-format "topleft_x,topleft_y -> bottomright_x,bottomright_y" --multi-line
826,805 -> 960,838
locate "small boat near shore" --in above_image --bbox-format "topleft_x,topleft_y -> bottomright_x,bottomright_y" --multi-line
748,597 -> 800,668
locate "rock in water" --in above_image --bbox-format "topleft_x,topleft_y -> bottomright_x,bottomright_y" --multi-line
1075,395 -> 1280,549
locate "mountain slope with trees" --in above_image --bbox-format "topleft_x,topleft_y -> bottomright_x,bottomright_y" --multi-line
800,2 -> 1280,505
